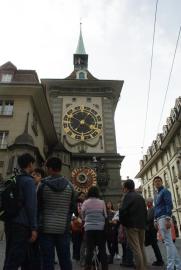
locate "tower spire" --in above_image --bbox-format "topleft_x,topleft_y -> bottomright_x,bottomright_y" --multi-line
74,23 -> 88,70
75,22 -> 86,55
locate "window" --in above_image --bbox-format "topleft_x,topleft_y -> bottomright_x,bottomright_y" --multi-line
0,131 -> 8,149
155,162 -> 158,172
7,156 -> 15,174
161,156 -> 164,166
0,100 -> 14,115
76,71 -> 87,80
177,160 -> 181,179
172,166 -> 177,182
1,74 -> 12,83
176,185 -> 181,205
148,186 -> 151,197
87,97 -> 91,102
144,189 -> 147,199
79,72 -> 85,79
164,172 -> 170,188
4,100 -> 14,115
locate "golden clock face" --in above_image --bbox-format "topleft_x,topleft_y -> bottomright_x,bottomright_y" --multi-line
63,105 -> 102,140
71,167 -> 97,193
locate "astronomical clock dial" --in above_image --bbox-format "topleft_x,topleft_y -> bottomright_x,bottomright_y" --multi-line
63,105 -> 102,141
71,167 -> 97,193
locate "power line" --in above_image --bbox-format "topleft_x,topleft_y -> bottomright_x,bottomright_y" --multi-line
141,0 -> 159,153
157,26 -> 181,132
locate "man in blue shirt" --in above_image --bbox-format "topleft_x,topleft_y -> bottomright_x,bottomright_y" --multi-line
154,176 -> 181,270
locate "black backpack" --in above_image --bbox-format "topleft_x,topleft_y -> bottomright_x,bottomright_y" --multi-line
0,175 -> 23,221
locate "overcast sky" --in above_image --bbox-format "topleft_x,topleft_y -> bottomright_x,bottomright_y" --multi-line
1,0 -> 181,183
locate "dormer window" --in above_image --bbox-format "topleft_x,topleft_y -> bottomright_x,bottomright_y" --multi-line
1,74 -> 12,83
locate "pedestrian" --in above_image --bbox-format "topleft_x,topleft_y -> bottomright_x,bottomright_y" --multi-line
106,200 -> 117,264
153,176 -> 181,270
113,202 -> 121,260
3,153 -> 37,270
37,157 -> 75,270
117,198 -> 134,268
23,167 -> 46,270
145,197 -> 164,266
71,192 -> 85,262
118,223 -> 134,268
32,167 -> 46,191
119,179 -> 147,270
81,186 -> 108,270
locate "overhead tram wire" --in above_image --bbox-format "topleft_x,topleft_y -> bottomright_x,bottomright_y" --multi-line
141,0 -> 159,154
157,26 -> 181,133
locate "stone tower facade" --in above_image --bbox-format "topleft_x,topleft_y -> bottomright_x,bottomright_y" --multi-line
42,27 -> 124,201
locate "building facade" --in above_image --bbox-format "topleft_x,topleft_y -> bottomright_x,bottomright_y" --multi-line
0,29 -> 124,202
136,97 -> 181,234
0,62 -> 69,178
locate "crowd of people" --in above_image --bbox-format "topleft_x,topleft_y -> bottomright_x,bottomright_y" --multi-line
0,153 -> 181,270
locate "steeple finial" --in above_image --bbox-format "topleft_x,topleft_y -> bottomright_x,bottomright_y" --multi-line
75,22 -> 86,55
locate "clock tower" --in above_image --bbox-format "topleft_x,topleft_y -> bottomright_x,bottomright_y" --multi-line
42,26 -> 124,201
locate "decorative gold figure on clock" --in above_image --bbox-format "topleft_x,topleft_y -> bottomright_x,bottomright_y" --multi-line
63,105 -> 102,141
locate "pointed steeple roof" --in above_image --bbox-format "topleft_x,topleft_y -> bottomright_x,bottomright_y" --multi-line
14,112 -> 34,146
75,23 -> 86,55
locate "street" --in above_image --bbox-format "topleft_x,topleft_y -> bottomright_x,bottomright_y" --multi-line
0,238 -> 181,269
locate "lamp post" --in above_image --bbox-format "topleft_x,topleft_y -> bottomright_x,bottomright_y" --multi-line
92,156 -> 109,194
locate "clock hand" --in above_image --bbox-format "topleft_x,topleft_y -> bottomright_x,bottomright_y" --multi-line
71,116 -> 81,122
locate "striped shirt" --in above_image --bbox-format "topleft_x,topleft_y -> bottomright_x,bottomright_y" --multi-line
81,198 -> 107,231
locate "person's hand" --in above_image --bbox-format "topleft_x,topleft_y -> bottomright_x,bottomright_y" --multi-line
30,230 -> 38,243
165,219 -> 172,229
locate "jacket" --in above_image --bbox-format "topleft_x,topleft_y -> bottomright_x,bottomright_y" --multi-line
154,186 -> 173,219
38,175 -> 75,234
81,198 -> 107,231
119,191 -> 147,229
13,172 -> 37,230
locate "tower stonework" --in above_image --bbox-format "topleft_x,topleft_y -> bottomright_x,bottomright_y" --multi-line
42,28 -> 124,201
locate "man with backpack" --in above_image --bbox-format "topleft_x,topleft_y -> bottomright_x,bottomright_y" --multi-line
3,153 -> 37,270
37,157 -> 75,270
119,179 -> 147,270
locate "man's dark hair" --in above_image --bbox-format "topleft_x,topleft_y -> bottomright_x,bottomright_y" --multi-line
46,157 -> 62,172
18,153 -> 35,169
123,179 -> 135,191
87,186 -> 100,198
153,176 -> 163,182
33,168 -> 46,178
